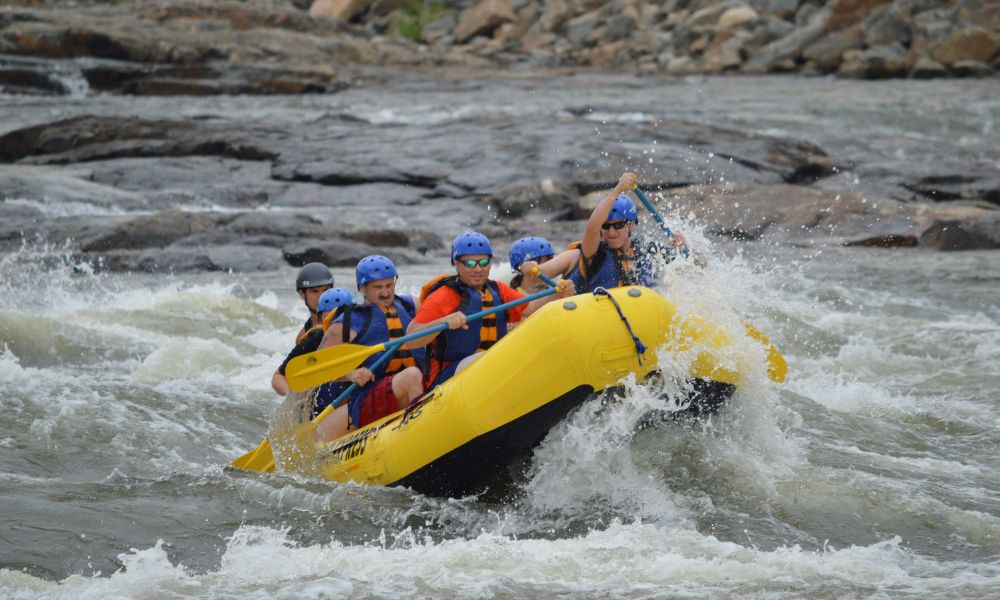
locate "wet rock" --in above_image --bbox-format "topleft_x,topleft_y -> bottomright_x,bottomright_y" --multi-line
665,182 -> 1000,250
928,26 -> 1000,65
455,0 -> 517,43
910,56 -> 947,78
342,228 -> 411,247
0,164 -> 146,211
902,173 -> 1000,205
954,0 -> 1000,31
565,10 -> 604,48
221,212 -> 327,238
743,5 -> 831,73
920,219 -> 1000,251
702,31 -> 750,72
685,5 -> 729,34
0,64 -> 66,95
78,209 -> 222,251
950,59 -> 994,77
605,14 -> 636,42
271,113 -> 836,201
861,42 -> 911,78
487,178 -> 578,219
0,115 -> 278,165
84,244 -> 283,273
862,3 -> 911,47
844,234 -> 919,247
309,0 -> 375,22
763,0 -> 802,20
717,7 -> 759,31
825,0 -> 893,32
802,25 -> 864,71
282,237 -> 421,267
422,13 -> 456,44
912,10 -> 953,42
197,244 -> 287,271
85,248 -> 218,273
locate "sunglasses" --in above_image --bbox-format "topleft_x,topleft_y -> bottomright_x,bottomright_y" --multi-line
459,257 -> 491,268
601,221 -> 630,230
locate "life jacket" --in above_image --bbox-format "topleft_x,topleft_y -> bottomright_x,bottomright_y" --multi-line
567,239 -> 661,293
334,295 -> 424,427
295,316 -> 316,344
509,272 -> 550,295
420,274 -> 509,388
321,304 -> 351,333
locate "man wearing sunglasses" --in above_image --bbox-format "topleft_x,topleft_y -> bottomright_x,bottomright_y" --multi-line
406,231 -> 574,388
552,171 -> 689,294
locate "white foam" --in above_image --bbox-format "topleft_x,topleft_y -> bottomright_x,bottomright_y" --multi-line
4,522 -> 998,598
130,338 -> 244,384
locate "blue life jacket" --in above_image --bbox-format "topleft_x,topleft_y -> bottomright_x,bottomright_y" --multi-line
329,295 -> 424,426
424,276 -> 509,388
568,239 -> 665,293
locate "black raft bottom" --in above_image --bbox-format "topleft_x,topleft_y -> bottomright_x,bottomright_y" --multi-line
392,378 -> 735,498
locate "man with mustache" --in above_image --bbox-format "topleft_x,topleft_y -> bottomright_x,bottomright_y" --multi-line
315,255 -> 425,442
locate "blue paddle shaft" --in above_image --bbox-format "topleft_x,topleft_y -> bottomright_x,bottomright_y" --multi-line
537,272 -> 558,288
633,186 -> 690,259
330,284 -> 559,409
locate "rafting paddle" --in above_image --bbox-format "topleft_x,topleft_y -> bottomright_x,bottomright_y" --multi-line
285,283 -> 562,392
231,344 -> 402,473
632,185 -> 690,259
234,281 -> 562,472
633,184 -> 786,383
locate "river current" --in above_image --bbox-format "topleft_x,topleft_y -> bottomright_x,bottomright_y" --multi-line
1,75 -> 999,598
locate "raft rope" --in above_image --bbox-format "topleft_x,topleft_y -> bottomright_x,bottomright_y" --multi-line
592,287 -> 647,366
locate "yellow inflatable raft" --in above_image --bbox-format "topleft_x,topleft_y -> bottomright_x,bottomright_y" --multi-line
271,286 -> 786,497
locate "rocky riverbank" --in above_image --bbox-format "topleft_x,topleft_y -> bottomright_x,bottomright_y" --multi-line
1,0 -> 998,98
318,0 -> 1000,79
0,2 -> 997,274
1,73 -> 998,274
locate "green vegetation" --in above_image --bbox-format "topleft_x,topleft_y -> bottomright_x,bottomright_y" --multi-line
389,0 -> 449,44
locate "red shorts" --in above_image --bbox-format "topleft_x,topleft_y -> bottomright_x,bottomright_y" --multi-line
357,374 -> 399,428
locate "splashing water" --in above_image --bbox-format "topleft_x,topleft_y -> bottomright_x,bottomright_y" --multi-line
2,201 -> 1000,594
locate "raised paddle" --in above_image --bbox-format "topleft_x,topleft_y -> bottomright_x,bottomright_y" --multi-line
285,283 -> 563,392
633,184 -> 786,383
231,344 -> 403,473
632,185 -> 690,259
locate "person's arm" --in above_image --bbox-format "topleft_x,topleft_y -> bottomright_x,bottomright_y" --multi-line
582,172 -> 636,258
405,289 -> 466,348
271,370 -> 289,395
536,249 -> 581,279
319,321 -> 350,350
274,328 -> 323,392
405,312 -> 468,348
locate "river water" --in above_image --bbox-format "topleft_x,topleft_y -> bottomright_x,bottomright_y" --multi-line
1,75 -> 999,598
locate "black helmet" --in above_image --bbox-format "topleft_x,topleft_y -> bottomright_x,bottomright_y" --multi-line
295,262 -> 334,290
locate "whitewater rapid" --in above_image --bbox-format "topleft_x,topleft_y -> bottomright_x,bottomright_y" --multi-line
2,232 -> 999,598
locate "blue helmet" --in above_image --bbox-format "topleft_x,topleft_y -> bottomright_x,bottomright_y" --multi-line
355,255 -> 398,289
451,231 -> 493,262
317,287 -> 354,314
509,236 -> 555,271
607,194 -> 639,223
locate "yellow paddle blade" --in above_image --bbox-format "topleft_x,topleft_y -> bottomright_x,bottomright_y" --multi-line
231,402 -> 338,473
743,322 -> 788,383
231,437 -> 275,473
285,342 -> 386,392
